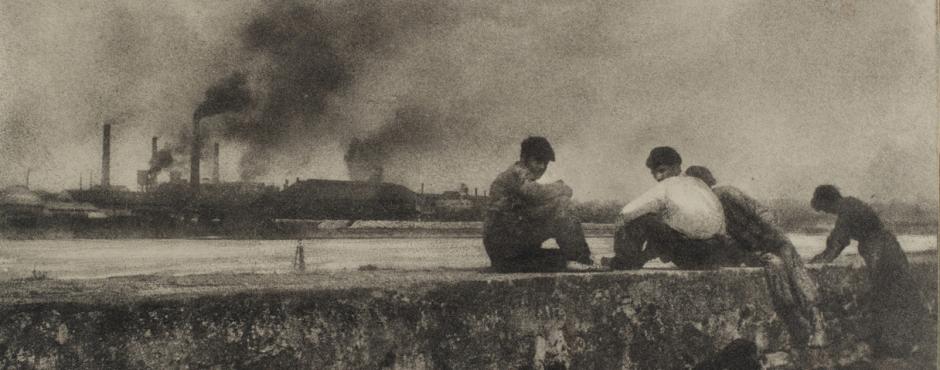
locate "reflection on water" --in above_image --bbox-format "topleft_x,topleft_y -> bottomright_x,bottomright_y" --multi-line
0,234 -> 935,280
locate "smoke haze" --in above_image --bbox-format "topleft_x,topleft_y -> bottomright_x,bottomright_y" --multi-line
1,0 -> 936,203
193,73 -> 251,123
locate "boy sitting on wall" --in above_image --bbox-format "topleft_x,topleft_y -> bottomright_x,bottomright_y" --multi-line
483,136 -> 600,272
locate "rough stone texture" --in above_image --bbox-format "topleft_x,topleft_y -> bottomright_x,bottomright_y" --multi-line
0,260 -> 935,369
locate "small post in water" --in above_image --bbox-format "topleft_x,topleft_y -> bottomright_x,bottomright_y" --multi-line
292,239 -> 306,272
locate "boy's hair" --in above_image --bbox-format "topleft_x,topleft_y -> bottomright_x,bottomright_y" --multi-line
685,165 -> 717,187
646,146 -> 681,169
520,136 -> 555,162
811,185 -> 842,210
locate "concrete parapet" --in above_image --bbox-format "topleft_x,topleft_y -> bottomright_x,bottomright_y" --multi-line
0,257 -> 935,369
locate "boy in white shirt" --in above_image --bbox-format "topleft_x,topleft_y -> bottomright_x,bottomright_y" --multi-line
608,147 -> 738,270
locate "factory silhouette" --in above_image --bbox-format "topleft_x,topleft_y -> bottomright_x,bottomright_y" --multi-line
3,117 -> 936,239
0,122 -> 488,238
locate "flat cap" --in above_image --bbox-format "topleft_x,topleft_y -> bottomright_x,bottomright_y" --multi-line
520,136 -> 555,162
646,146 -> 681,169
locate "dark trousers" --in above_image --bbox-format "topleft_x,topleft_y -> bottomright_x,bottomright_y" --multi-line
484,212 -> 592,273
860,232 -> 926,357
609,215 -> 741,270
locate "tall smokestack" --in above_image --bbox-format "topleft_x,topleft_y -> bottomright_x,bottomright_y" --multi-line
212,142 -> 220,184
149,136 -> 158,191
190,119 -> 200,190
101,123 -> 111,188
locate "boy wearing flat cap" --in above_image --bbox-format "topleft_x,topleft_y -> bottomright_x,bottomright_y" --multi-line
483,136 -> 599,272
608,146 -> 737,270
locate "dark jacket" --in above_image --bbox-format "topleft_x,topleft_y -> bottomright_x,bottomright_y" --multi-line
714,185 -> 786,254
815,197 -> 897,265
814,197 -> 924,356
485,162 -> 570,235
483,162 -> 575,261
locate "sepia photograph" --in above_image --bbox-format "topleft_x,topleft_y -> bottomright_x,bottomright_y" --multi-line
0,0 -> 937,368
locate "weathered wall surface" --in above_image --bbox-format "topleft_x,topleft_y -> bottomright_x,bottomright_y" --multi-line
0,261 -> 936,369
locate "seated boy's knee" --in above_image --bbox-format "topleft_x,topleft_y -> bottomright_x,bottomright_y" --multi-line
615,221 -> 648,243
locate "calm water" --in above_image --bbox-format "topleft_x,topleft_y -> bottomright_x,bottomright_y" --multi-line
0,234 -> 935,280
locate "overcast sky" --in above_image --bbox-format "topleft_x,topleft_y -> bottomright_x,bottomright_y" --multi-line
1,0 -> 936,203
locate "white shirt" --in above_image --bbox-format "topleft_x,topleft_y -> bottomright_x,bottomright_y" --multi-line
620,175 -> 725,239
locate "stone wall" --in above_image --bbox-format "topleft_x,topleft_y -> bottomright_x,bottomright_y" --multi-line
0,260 -> 935,369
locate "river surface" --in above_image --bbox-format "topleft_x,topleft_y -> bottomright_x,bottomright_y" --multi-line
0,234 -> 935,280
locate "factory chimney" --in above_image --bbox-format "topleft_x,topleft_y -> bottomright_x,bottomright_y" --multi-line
212,142 -> 220,184
190,119 -> 201,190
101,123 -> 111,188
149,136 -> 159,190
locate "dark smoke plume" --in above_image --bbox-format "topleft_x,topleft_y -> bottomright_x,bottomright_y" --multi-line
193,73 -> 251,122
345,138 -> 382,182
218,0 -> 463,181
344,105 -> 448,183
148,149 -> 174,175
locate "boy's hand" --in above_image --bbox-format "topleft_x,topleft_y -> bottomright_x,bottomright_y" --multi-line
759,252 -> 775,264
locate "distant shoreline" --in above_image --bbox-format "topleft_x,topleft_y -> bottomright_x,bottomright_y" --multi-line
1,219 -> 936,240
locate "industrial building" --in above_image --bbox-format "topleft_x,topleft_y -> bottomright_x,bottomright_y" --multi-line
0,124 -> 489,237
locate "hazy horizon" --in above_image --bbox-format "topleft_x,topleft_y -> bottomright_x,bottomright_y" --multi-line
2,0 -> 937,203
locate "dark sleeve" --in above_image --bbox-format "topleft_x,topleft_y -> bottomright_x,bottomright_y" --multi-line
723,187 -> 774,225
488,170 -> 523,212
741,190 -> 775,225
812,214 -> 851,263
